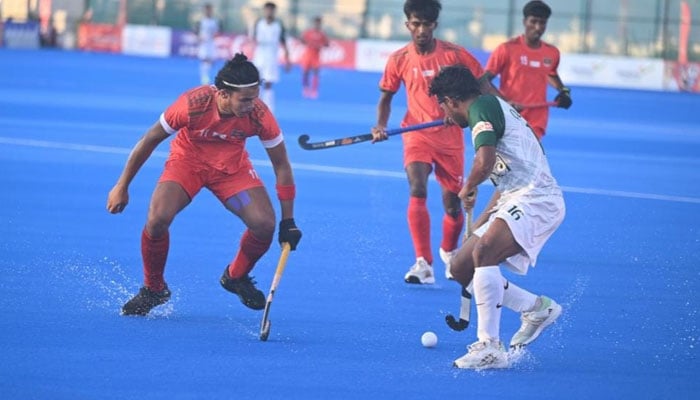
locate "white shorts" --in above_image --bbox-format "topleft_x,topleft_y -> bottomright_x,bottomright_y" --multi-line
473,191 -> 565,275
198,42 -> 216,61
253,51 -> 280,83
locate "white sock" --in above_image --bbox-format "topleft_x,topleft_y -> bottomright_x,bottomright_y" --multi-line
501,278 -> 538,312
261,87 -> 275,112
473,265 -> 504,342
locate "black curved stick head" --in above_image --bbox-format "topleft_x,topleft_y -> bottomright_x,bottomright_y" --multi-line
259,320 -> 271,341
445,314 -> 469,331
298,134 -> 310,145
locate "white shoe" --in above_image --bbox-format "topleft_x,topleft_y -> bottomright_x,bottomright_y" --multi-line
439,247 -> 456,280
453,339 -> 509,370
510,296 -> 562,348
404,257 -> 435,284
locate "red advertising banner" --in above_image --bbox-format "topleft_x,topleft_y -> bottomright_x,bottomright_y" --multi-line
77,23 -> 123,53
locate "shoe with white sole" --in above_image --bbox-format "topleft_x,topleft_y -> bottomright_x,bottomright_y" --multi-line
510,296 -> 562,348
404,257 -> 435,284
439,247 -> 456,280
454,339 -> 509,370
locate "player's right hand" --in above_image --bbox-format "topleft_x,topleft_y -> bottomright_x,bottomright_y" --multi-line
371,126 -> 388,143
555,87 -> 572,109
106,185 -> 129,214
458,185 -> 478,211
278,218 -> 302,250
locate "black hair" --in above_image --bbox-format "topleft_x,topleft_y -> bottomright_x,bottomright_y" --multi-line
214,53 -> 260,90
429,65 -> 481,103
523,1 -> 551,19
264,2 -> 276,9
403,0 -> 441,22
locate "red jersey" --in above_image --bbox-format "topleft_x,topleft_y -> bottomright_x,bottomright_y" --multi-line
301,28 -> 329,58
380,39 -> 484,150
159,85 -> 282,174
486,35 -> 560,137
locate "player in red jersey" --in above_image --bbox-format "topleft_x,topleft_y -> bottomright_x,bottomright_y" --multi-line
371,0 -> 499,284
300,16 -> 330,99
106,53 -> 302,316
483,0 -> 572,140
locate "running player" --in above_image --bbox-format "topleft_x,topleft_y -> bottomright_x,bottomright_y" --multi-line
250,2 -> 291,112
371,0 -> 498,284
195,3 -> 221,85
483,0 -> 571,140
299,16 -> 330,99
429,65 -> 564,369
106,53 -> 302,316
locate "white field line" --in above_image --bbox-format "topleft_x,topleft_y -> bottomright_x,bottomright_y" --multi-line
1,136 -> 699,205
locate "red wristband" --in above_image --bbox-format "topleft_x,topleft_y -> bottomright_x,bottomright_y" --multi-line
276,184 -> 296,201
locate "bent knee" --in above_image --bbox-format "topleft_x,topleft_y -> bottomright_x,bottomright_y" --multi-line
248,217 -> 275,239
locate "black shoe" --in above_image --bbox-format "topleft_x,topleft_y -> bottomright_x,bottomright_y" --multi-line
220,267 -> 265,310
121,285 -> 171,316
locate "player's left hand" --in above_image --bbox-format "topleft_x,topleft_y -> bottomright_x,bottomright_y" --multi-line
279,218 -> 302,250
555,87 -> 572,109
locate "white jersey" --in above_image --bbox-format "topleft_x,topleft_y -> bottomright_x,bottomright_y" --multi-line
197,17 -> 220,60
469,95 -> 561,199
469,94 -> 565,274
198,17 -> 219,42
251,18 -> 286,82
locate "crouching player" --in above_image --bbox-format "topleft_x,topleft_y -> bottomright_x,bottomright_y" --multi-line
429,65 -> 564,369
106,53 -> 302,316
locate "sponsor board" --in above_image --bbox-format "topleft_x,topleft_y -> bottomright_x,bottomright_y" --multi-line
559,53 -> 665,91
171,30 -> 355,69
665,61 -> 700,92
3,20 -> 40,49
122,25 -> 172,57
77,23 -> 122,53
355,39 -> 405,72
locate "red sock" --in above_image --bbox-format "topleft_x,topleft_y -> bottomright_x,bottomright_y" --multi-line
407,196 -> 432,265
311,75 -> 319,91
141,229 -> 169,292
441,212 -> 464,252
228,230 -> 272,279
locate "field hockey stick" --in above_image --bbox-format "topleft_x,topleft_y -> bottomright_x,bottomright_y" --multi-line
520,101 -> 558,109
259,242 -> 292,341
446,206 -> 475,331
461,208 -> 474,245
445,284 -> 472,331
297,120 -> 444,150
445,197 -> 474,332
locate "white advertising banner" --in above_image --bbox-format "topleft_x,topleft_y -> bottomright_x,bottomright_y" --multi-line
122,25 -> 172,58
355,39 -> 406,72
559,54 -> 665,91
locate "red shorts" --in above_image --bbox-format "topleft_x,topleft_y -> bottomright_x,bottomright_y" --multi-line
300,53 -> 321,70
403,140 -> 464,194
158,156 -> 264,203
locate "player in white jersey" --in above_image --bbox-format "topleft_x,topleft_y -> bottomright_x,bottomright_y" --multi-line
429,65 -> 565,370
196,3 -> 221,84
250,2 -> 290,112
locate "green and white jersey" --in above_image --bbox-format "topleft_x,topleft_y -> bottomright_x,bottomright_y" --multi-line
468,95 -> 561,197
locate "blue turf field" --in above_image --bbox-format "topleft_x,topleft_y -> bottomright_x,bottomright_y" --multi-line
1,49 -> 699,399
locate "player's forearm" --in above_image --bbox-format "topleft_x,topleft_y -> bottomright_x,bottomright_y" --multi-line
474,190 -> 500,230
274,168 -> 295,220
376,100 -> 391,127
464,154 -> 493,193
115,135 -> 160,188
